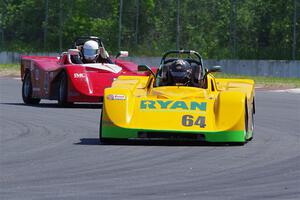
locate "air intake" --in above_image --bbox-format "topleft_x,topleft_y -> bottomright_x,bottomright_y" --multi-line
138,131 -> 205,141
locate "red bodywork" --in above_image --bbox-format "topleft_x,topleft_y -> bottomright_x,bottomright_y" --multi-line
20,54 -> 143,103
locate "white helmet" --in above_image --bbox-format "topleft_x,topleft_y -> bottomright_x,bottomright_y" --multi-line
83,40 -> 99,62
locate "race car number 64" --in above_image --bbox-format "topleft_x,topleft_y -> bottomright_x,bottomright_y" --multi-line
182,115 -> 206,128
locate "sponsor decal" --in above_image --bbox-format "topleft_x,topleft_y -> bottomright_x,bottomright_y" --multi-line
74,73 -> 86,78
140,100 -> 206,111
107,94 -> 126,100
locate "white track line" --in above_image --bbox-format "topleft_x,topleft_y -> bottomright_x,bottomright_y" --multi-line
269,88 -> 300,94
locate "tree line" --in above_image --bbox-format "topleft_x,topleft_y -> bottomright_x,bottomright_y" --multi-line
0,0 -> 299,60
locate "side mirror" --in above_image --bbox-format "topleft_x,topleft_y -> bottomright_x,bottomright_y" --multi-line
116,51 -> 129,59
207,65 -> 222,74
138,64 -> 155,77
204,65 -> 222,80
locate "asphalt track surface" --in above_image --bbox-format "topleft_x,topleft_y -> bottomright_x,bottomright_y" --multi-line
0,77 -> 299,200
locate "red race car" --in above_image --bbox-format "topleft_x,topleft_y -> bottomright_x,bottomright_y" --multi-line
21,36 -> 142,106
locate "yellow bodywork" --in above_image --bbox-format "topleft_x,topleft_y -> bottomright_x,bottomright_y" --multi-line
101,74 -> 255,143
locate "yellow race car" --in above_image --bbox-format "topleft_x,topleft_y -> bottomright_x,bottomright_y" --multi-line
100,50 -> 255,145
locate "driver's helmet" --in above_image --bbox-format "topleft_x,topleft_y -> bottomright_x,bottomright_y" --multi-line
169,59 -> 192,86
83,40 -> 99,62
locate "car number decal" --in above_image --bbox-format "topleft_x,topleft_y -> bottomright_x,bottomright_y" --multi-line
182,115 -> 206,128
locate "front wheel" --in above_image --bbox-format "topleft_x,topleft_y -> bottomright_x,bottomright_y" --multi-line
22,72 -> 41,104
99,109 -> 108,144
99,109 -> 120,144
58,72 -> 72,106
99,110 -> 103,143
235,102 -> 248,146
248,109 -> 254,141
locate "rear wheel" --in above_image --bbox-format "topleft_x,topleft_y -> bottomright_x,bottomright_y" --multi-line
22,72 -> 41,104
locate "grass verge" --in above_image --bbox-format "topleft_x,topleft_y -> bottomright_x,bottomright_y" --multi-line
215,73 -> 300,88
0,64 -> 20,77
1,64 -> 299,88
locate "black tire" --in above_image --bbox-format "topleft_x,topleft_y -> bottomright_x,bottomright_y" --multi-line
22,72 -> 41,104
58,72 -> 72,106
99,109 -> 103,142
99,109 -> 109,144
234,102 -> 249,146
244,102 -> 249,142
99,109 -> 121,144
252,97 -> 256,114
252,100 -> 255,132
248,107 -> 255,141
